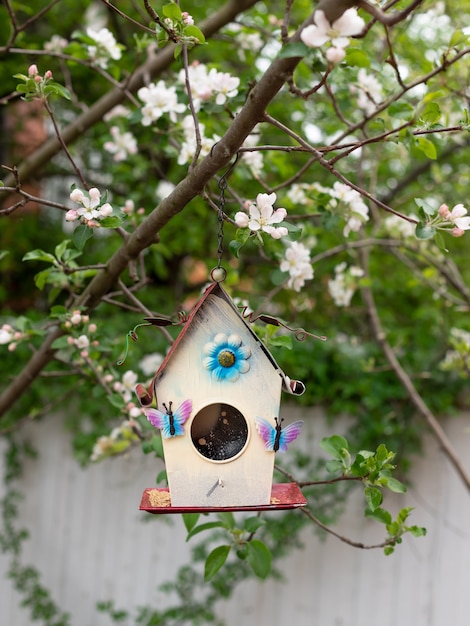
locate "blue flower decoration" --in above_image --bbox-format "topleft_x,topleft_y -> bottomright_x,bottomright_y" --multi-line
203,333 -> 251,382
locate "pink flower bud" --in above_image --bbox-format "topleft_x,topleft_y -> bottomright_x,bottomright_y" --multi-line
326,46 -> 346,64
438,204 -> 450,218
88,323 -> 97,333
451,227 -> 465,237
28,64 -> 38,77
34,75 -> 43,83
65,209 -> 78,222
80,350 -> 89,358
44,70 -> 53,80
8,342 -> 17,352
13,331 -> 22,340
67,336 -> 75,345
70,188 -> 85,203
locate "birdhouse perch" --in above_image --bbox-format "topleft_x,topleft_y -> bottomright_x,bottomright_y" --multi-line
138,280 -> 307,513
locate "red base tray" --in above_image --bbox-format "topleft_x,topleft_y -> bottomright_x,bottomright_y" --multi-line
140,482 -> 306,514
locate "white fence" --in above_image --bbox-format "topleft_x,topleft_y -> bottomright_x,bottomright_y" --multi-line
1,408 -> 470,626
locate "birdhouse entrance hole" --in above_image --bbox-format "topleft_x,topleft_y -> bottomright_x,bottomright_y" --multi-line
191,403 -> 248,462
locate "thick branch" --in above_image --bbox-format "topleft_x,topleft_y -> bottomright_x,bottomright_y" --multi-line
0,0 -> 258,191
0,5 -> 310,418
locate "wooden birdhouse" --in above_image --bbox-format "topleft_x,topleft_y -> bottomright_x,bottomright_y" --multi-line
138,280 -> 307,513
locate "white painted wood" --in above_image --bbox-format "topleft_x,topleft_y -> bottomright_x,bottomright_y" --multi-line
155,289 -> 281,507
1,409 -> 470,626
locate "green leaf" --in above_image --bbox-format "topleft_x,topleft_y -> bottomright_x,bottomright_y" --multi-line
415,222 -> 436,240
414,197 -> 436,216
34,268 -> 53,290
420,102 -> 441,126
51,335 -> 72,350
54,239 -> 71,261
365,507 -> 392,525
384,545 -> 395,556
72,224 -> 94,251
415,136 -> 437,160
325,459 -> 343,474
156,469 -> 167,484
217,512 -> 235,529
246,540 -> 272,579
320,435 -> 349,460
184,25 -> 206,44
434,231 -> 448,252
409,525 -> 427,537
388,101 -> 415,120
100,216 -> 122,228
23,249 -> 56,264
345,48 -> 370,68
186,521 -> 227,541
204,545 -> 231,582
243,517 -> 266,533
449,29 -> 468,48
383,476 -> 406,494
162,2 -> 182,21
364,486 -> 383,511
182,513 -> 200,533
278,42 -> 309,59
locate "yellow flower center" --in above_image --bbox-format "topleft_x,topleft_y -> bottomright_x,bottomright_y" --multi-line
218,349 -> 236,368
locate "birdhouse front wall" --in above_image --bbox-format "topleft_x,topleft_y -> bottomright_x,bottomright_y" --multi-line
154,291 -> 282,507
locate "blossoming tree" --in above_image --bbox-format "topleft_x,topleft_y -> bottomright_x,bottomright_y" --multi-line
1,0 -> 470,620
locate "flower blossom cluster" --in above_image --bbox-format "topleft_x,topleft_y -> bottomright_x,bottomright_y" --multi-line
0,323 -> 24,352
104,126 -> 138,162
280,241 -> 314,292
384,214 -> 418,238
301,8 -> 365,64
235,192 -> 288,240
328,263 -> 364,307
65,187 -> 114,227
350,69 -> 383,116
178,115 -> 220,165
437,203 -> 470,237
439,328 -> 470,376
138,80 -> 186,125
178,62 -> 240,109
90,419 -> 141,462
330,182 -> 369,237
86,27 -> 122,69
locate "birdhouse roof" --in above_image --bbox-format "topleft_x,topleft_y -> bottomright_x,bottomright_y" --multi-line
147,281 -> 305,398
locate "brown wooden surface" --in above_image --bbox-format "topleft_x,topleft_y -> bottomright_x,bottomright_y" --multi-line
139,482 -> 307,514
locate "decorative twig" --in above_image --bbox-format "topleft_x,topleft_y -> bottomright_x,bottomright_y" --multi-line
301,507 -> 395,550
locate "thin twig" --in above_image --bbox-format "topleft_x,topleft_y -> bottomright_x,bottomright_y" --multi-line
358,248 -> 470,494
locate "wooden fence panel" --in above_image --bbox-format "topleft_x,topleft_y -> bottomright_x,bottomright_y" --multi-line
1,409 -> 469,625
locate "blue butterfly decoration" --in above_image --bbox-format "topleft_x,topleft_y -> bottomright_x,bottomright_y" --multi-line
255,416 -> 303,453
146,399 -> 192,438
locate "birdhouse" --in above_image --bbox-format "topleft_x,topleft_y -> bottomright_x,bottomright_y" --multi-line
138,280 -> 307,513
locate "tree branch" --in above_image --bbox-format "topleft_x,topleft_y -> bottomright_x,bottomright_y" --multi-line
359,248 -> 470,494
0,2 -> 311,418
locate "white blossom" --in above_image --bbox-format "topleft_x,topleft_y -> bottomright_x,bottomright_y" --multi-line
0,327 -> 13,345
235,193 -> 288,239
86,27 -> 122,69
328,264 -> 364,307
104,126 -> 138,162
280,242 -> 314,292
301,9 -> 365,50
208,68 -> 240,105
447,204 -> 470,230
350,69 -> 383,115
139,352 -> 164,377
138,80 -> 186,125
